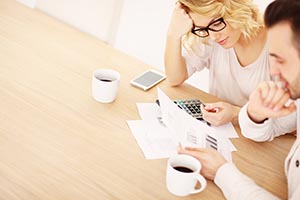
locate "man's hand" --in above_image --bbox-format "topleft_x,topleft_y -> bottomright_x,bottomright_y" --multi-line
178,146 -> 227,180
247,81 -> 296,123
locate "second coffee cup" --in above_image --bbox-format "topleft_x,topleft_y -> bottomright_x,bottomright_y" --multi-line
166,154 -> 207,196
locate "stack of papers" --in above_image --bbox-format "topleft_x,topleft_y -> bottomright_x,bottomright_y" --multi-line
127,103 -> 178,159
127,88 -> 238,160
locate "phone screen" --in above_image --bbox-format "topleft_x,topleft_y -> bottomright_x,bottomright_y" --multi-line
131,70 -> 165,90
133,71 -> 165,87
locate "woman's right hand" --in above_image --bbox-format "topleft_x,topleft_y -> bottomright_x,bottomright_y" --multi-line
201,102 -> 240,126
167,2 -> 193,39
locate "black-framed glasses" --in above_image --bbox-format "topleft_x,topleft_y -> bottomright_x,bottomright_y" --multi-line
191,18 -> 226,38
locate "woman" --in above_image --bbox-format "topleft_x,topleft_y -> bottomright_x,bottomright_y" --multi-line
164,0 -> 269,126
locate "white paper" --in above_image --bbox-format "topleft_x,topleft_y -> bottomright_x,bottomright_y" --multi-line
137,103 -> 161,119
126,89 -> 237,161
157,88 -> 235,161
211,123 -> 239,138
158,88 -> 211,148
127,120 -> 178,159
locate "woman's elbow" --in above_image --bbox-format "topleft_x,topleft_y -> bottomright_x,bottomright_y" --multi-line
166,77 -> 185,86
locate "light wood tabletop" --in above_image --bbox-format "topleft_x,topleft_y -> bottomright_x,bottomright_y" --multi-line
0,0 -> 295,199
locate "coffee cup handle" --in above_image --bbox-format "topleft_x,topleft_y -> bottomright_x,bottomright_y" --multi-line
190,174 -> 207,194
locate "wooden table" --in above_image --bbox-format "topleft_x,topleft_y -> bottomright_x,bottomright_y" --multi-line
0,0 -> 294,199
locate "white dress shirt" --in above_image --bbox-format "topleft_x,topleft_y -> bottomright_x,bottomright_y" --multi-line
213,100 -> 299,199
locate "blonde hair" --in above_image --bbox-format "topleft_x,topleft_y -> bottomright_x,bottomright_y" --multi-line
179,0 -> 263,50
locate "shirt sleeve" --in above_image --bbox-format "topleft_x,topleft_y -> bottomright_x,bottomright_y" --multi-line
215,163 -> 280,200
238,103 -> 297,142
182,41 -> 212,77
290,183 -> 300,200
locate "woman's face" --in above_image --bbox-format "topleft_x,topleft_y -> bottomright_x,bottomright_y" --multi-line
189,12 -> 242,48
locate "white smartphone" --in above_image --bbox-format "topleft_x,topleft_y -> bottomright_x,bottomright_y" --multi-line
130,69 -> 166,91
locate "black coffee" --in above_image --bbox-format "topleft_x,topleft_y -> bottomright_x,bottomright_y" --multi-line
95,75 -> 115,82
99,79 -> 113,82
174,166 -> 194,173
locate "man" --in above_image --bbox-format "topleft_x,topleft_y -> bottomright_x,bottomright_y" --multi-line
178,0 -> 300,199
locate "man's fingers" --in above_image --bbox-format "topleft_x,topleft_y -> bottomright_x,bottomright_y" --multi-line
184,147 -> 203,151
258,81 -> 292,111
280,102 -> 297,115
272,93 -> 291,111
179,146 -> 207,154
259,82 -> 270,99
262,82 -> 277,106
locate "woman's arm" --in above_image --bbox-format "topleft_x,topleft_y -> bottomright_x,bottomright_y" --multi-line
164,35 -> 188,86
164,3 -> 192,86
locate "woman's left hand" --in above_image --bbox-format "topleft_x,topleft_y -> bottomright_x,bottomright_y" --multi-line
201,102 -> 240,126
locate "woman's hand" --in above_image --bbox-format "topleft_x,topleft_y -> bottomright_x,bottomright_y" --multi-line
178,146 -> 227,180
167,2 -> 193,39
201,102 -> 240,126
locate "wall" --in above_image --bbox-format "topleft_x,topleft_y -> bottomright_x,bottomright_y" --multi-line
17,0 -> 123,44
114,0 -> 174,69
114,0 -> 273,92
16,0 -> 36,8
254,0 -> 272,12
17,0 -> 273,92
114,0 -> 209,91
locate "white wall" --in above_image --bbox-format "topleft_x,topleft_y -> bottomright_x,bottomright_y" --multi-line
254,0 -> 273,12
114,0 -> 210,91
17,0 -> 36,8
36,0 -> 123,45
17,0 -> 123,44
114,0 -> 174,69
17,0 -> 273,92
114,0 -> 273,92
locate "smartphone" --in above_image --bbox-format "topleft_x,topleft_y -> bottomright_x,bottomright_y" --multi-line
130,69 -> 166,91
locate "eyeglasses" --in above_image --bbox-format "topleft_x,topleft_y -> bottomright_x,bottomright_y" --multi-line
191,18 -> 226,38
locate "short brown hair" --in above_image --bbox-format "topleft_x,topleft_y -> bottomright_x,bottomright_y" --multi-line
264,0 -> 300,56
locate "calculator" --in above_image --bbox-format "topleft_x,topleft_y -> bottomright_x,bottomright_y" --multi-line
156,99 -> 205,121
173,99 -> 204,121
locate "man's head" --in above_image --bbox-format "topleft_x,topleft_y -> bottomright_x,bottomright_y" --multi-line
264,0 -> 300,99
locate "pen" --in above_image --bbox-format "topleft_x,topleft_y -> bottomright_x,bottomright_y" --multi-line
203,104 -> 220,113
209,107 -> 220,113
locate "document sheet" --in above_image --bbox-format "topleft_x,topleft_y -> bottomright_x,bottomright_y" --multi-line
127,88 -> 238,160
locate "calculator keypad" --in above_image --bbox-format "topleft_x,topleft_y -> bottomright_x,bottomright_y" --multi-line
174,99 -> 203,120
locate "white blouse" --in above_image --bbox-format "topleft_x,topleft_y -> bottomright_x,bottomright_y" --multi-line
183,42 -> 270,106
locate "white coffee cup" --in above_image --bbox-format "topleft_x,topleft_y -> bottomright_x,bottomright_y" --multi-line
92,69 -> 120,103
166,154 -> 207,196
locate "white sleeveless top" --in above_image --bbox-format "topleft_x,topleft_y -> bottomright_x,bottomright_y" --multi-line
183,42 -> 270,106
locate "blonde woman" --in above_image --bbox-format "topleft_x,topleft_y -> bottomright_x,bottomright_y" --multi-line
165,0 -> 269,126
